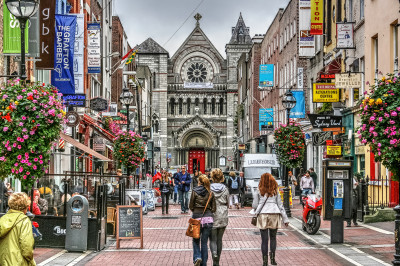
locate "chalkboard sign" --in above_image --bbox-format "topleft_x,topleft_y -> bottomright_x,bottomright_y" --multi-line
116,205 -> 143,249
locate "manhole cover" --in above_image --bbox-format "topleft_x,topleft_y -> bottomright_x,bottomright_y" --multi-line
151,216 -> 179,219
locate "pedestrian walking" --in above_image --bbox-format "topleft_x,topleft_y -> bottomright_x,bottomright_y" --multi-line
178,165 -> 192,214
192,170 -> 200,189
300,171 -> 314,203
159,172 -> 172,214
252,173 -> 289,266
189,174 -> 216,266
0,180 -> 8,212
209,169 -> 229,266
238,171 -> 246,208
309,168 -> 318,191
347,176 -> 359,227
173,168 -> 181,204
228,171 -> 240,209
288,171 -> 297,203
0,192 -> 36,266
296,168 -> 305,197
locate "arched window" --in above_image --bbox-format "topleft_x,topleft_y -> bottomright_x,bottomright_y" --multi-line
195,98 -> 199,106
178,98 -> 183,115
203,98 -> 207,114
211,98 -> 216,115
219,98 -> 224,115
187,98 -> 191,115
170,98 -> 175,115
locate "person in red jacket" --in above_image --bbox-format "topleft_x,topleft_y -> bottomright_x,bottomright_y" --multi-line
29,191 -> 41,216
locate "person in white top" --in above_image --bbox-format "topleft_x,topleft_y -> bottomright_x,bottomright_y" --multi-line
252,173 -> 289,266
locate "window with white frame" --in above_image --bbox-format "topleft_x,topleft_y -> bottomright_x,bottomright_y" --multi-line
293,20 -> 296,36
393,25 -> 398,72
294,57 -> 297,86
360,0 -> 364,19
373,37 -> 379,82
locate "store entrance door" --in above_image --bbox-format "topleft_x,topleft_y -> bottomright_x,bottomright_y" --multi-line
188,149 -> 205,174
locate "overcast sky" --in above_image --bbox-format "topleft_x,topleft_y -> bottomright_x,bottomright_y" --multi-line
114,0 -> 290,57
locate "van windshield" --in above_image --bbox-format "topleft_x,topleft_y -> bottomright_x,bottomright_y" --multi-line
245,167 -> 281,180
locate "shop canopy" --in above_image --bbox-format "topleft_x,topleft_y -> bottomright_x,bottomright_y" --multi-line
60,132 -> 113,162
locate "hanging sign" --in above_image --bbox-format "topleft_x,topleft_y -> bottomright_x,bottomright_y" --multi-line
320,73 -> 335,79
3,1 -> 29,54
310,0 -> 324,35
298,68 -> 304,89
313,83 -> 339,102
259,108 -> 274,131
334,73 -> 362,89
290,91 -> 306,118
66,111 -> 80,127
51,15 -> 77,95
299,0 -> 315,57
90,97 -> 108,112
312,131 -> 333,146
308,114 -> 342,128
336,23 -> 355,49
63,94 -> 86,107
36,0 -> 55,69
74,14 -> 84,94
87,23 -> 101,73
102,103 -> 118,116
327,146 -> 342,156
259,64 -> 274,88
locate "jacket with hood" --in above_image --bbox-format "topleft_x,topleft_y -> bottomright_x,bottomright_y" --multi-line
189,186 -> 216,219
0,209 -> 36,266
210,183 -> 229,228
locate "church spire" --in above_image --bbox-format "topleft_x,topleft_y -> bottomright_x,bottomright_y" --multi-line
229,13 -> 252,44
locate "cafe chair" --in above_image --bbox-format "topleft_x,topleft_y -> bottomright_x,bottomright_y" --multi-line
107,207 -> 117,236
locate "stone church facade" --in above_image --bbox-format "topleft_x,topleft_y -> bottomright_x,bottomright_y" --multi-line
136,13 -> 252,173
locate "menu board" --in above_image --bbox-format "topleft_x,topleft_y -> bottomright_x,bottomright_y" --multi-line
116,205 -> 143,249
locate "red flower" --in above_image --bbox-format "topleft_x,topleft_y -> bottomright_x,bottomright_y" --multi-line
2,113 -> 11,122
27,95 -> 33,100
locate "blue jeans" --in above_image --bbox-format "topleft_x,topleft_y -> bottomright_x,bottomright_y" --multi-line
179,190 -> 189,212
301,188 -> 312,204
173,186 -> 178,203
192,223 -> 212,265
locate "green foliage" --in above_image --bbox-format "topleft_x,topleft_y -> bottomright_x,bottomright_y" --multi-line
316,102 -> 333,114
274,122 -> 306,169
0,80 -> 65,188
113,131 -> 145,173
357,73 -> 400,181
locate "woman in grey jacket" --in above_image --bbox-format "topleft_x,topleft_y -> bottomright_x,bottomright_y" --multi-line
209,168 -> 229,266
252,173 -> 289,266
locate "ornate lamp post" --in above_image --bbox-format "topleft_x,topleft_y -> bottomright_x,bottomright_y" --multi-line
120,87 -> 134,178
5,0 -> 39,80
281,90 -> 297,217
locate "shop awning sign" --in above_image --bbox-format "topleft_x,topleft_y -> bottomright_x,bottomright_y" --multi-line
327,146 -> 342,156
308,114 -> 342,128
336,22 -> 354,49
312,131 -> 332,146
312,83 -> 339,102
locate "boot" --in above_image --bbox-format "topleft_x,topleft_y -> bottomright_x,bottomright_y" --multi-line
269,252 -> 277,265
212,254 -> 219,266
263,255 -> 268,266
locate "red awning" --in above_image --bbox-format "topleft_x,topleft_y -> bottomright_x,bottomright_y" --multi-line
83,114 -> 116,141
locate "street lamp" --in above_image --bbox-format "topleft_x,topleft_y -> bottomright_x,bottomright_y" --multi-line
120,87 -> 134,179
281,90 -> 297,217
5,0 -> 39,80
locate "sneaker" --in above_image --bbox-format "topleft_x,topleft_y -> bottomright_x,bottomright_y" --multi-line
354,222 -> 358,226
181,211 -> 185,214
346,223 -> 351,227
194,258 -> 202,266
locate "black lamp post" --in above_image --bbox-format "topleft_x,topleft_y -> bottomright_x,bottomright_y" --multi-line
394,183 -> 400,265
120,87 -> 134,180
281,90 -> 297,217
6,0 -> 39,80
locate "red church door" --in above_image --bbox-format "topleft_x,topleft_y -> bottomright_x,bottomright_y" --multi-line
188,149 -> 205,174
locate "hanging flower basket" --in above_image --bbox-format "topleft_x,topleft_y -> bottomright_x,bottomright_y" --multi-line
0,80 -> 66,188
113,130 -> 145,173
358,73 -> 400,181
274,121 -> 306,169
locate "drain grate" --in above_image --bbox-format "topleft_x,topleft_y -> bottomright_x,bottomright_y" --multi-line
151,216 -> 179,219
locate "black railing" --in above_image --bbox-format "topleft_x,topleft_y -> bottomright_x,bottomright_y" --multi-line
365,175 -> 398,215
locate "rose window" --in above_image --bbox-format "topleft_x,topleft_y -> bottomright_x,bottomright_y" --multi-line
187,63 -> 207,83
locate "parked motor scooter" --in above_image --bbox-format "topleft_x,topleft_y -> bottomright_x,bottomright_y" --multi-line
301,193 -> 323,235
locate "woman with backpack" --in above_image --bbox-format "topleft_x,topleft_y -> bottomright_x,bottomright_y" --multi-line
228,171 -> 240,209
252,173 -> 289,266
189,174 -> 216,266
159,172 -> 173,214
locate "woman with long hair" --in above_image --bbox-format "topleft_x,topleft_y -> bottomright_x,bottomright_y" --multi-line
252,173 -> 289,266
159,172 -> 172,214
189,174 -> 216,266
209,168 -> 229,266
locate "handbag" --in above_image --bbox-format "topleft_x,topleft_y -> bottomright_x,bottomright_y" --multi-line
186,191 -> 212,239
251,195 -> 269,226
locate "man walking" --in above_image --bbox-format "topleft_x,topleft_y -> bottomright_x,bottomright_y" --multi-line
300,171 -> 314,204
309,168 -> 318,191
177,165 -> 191,213
173,167 -> 180,204
238,171 -> 246,208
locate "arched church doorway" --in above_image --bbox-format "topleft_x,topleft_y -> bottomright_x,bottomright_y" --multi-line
181,130 -> 213,174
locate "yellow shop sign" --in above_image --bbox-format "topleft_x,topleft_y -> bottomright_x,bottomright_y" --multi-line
313,83 -> 339,102
327,146 -> 342,156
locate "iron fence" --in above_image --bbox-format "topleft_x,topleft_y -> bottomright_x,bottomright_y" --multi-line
364,175 -> 399,215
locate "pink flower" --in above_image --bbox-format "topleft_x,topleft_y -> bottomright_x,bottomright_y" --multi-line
17,145 -> 21,149
19,122 -> 24,127
33,165 -> 37,170
22,116 -> 26,120
3,127 -> 8,132
22,128 -> 27,132
23,135 -> 29,140
370,116 -> 376,121
14,163 -> 18,167
34,158 -> 38,162
378,143 -> 382,147
390,139 -> 397,145
390,120 -> 396,124
397,107 -> 400,112
385,113 -> 390,118
378,117 -> 383,122
12,143 -> 16,148
27,162 -> 32,166
17,155 -> 22,160
30,131 -> 35,135
361,139 -> 367,144
391,111 -> 398,117
39,160 -> 43,164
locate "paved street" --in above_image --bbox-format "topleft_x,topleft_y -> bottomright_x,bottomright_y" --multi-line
33,201 -> 394,266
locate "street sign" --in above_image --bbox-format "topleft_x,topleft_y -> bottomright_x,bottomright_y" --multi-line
66,111 -> 80,127
238,144 -> 246,150
227,156 -> 232,162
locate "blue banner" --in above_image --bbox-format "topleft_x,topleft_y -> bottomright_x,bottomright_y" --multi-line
51,14 -> 76,95
290,91 -> 306,118
259,64 -> 274,88
259,108 -> 274,131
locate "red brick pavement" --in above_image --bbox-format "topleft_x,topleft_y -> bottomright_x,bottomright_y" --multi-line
33,247 -> 63,264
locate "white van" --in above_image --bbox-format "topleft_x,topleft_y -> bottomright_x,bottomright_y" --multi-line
242,154 -> 281,204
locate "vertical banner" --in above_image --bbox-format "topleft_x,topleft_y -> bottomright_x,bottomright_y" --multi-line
259,64 -> 274,89
290,91 -> 306,118
37,0 -> 55,69
28,11 -> 40,57
299,0 -> 315,57
310,0 -> 323,35
336,23 -> 355,49
3,1 -> 29,54
297,68 -> 304,89
87,23 -> 101,73
74,14 -> 84,94
259,108 -> 274,132
51,15 -> 77,95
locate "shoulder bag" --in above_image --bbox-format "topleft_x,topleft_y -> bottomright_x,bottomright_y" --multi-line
251,194 -> 269,226
186,191 -> 212,239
